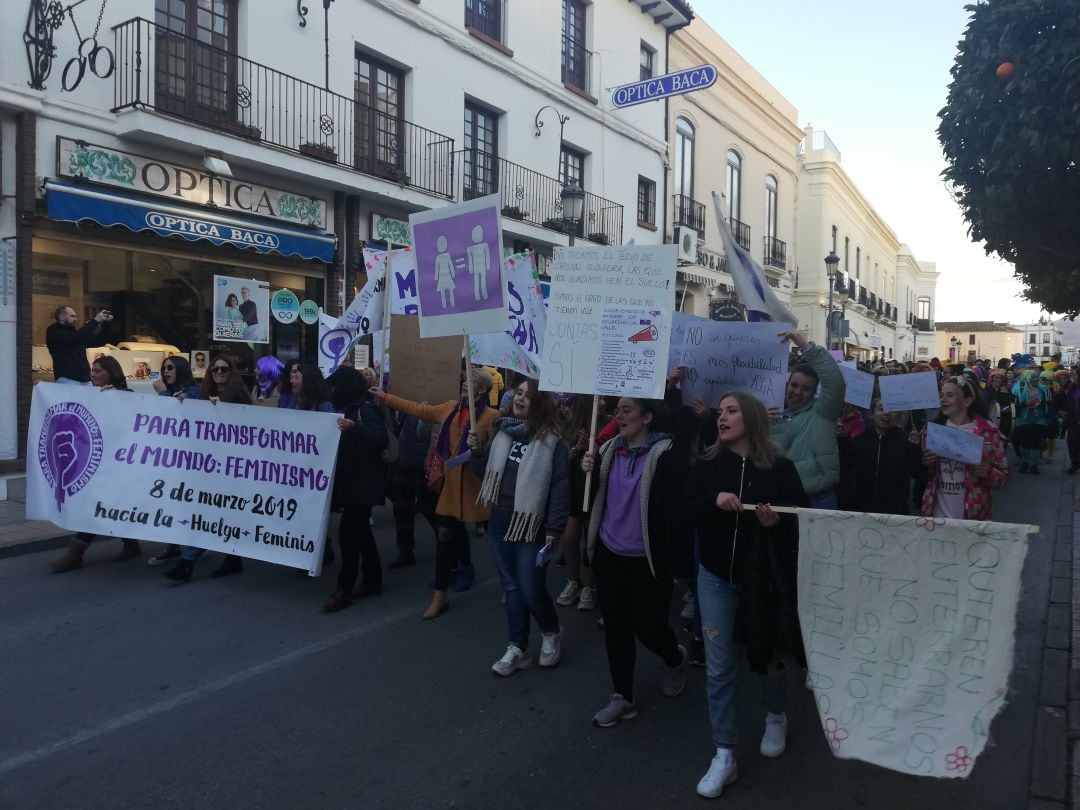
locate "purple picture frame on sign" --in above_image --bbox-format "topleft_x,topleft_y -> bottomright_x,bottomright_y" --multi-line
409,194 -> 507,338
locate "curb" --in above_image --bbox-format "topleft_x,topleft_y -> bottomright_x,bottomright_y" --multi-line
0,532 -> 75,560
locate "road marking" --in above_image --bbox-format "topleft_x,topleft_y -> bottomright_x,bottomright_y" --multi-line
0,579 -> 495,774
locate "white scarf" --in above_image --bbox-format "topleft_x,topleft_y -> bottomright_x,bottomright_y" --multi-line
477,419 -> 557,542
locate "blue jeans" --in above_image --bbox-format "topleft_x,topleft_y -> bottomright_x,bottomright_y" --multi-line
486,508 -> 559,650
697,565 -> 787,748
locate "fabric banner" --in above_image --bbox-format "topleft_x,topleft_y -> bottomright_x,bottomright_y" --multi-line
318,313 -> 354,376
797,509 -> 1034,778
470,252 -> 546,378
26,383 -> 341,574
362,247 -> 420,316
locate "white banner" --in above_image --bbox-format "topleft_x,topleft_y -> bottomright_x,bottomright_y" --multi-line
27,383 -> 341,574
540,245 -> 677,397
666,314 -> 787,408
470,252 -> 546,378
798,509 -> 1033,778
318,313 -> 354,376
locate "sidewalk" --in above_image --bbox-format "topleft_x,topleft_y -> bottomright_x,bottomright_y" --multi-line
0,479 -> 72,558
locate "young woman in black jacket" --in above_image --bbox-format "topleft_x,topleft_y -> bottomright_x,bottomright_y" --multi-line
321,367 -> 389,613
848,396 -> 920,515
678,391 -> 808,799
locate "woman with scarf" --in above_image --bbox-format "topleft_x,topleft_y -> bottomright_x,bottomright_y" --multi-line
466,378 -> 570,675
372,368 -> 496,619
580,398 -> 689,728
1011,369 -> 1051,474
921,376 -> 1008,519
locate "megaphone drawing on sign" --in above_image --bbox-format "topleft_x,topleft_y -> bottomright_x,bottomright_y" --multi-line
628,324 -> 658,343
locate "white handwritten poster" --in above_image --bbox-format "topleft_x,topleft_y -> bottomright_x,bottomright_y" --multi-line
880,371 -> 941,412
926,422 -> 984,465
26,383 -> 341,574
837,363 -> 875,409
798,509 -> 1033,778
540,245 -> 677,397
666,314 -> 787,408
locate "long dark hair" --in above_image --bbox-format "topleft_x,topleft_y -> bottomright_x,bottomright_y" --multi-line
293,364 -> 328,411
162,355 -> 196,394
327,367 -> 366,410
510,378 -> 561,440
92,356 -> 127,390
279,359 -> 301,397
202,355 -> 251,404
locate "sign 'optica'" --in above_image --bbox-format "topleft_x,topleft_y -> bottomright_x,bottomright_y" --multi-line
611,64 -> 717,109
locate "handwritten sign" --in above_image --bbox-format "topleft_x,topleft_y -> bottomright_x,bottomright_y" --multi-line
879,371 -> 941,412
798,509 -> 1033,778
470,252 -> 546,378
389,315 -> 462,404
539,245 -> 677,397
926,422 -> 984,465
837,363 -> 875,409
26,383 -> 341,574
666,314 -> 787,408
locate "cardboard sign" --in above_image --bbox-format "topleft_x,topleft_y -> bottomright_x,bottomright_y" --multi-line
540,245 -> 677,397
837,363 -> 875,409
410,194 -> 507,337
666,314 -> 787,408
27,383 -> 340,574
879,371 -> 941,412
926,422 -> 984,465
388,316 -> 462,404
798,509 -> 1033,778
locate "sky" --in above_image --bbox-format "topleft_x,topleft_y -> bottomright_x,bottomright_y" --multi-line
694,0 -> 1048,324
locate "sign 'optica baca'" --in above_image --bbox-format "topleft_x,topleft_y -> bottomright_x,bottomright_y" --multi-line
610,65 -> 717,109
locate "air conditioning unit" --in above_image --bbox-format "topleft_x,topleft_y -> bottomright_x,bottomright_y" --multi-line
673,226 -> 697,264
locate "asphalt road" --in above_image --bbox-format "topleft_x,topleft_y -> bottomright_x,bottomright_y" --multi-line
0,456 -> 1063,809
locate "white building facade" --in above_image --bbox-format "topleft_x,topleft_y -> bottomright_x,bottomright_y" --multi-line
1010,319 -> 1064,364
0,0 -> 692,472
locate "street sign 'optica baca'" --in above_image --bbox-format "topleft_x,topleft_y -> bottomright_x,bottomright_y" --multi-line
611,64 -> 717,109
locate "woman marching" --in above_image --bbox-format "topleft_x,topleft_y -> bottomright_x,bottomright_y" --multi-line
921,376 -> 1009,520
580,398 -> 689,728
467,378 -> 570,674
1011,369 -> 1051,475
679,392 -> 808,799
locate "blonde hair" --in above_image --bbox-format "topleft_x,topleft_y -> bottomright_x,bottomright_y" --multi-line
702,390 -> 777,469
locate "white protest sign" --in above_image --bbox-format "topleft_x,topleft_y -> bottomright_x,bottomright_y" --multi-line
880,371 -> 941,412
837,363 -> 875,409
470,252 -> 546,378
361,247 -> 420,316
666,314 -> 787,408
26,383 -> 341,574
540,245 -> 677,397
926,422 -> 984,465
318,313 -> 353,376
798,509 -> 1033,778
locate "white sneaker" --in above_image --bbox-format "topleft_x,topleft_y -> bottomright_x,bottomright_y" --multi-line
577,585 -> 597,611
760,712 -> 788,757
491,645 -> 532,677
680,594 -> 696,620
539,627 -> 563,667
696,747 -> 738,798
556,578 -> 580,606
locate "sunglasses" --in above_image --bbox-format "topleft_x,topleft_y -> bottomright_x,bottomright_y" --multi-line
211,366 -> 231,374
162,364 -> 175,371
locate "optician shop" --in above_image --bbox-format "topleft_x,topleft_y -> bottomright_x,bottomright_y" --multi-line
30,138 -> 336,389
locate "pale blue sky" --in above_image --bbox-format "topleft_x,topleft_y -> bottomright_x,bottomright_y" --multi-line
694,0 -> 1045,322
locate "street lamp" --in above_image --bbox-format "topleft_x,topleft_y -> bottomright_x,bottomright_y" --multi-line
824,251 -> 840,350
561,182 -> 585,246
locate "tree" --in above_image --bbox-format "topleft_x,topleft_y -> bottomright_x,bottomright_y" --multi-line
938,1 -> 1080,315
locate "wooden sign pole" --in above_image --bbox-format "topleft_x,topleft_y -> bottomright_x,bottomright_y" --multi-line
582,395 -> 600,513
463,335 -> 477,432
381,242 -> 393,386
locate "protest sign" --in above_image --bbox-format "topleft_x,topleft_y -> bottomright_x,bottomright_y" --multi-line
27,383 -> 341,574
363,247 -> 420,316
798,508 -> 1033,778
837,363 -> 875,409
666,314 -> 787,408
213,275 -> 269,343
470,252 -> 546,378
880,371 -> 941,412
410,194 -> 507,337
318,313 -> 353,376
926,422 -> 984,465
540,245 -> 677,398
389,316 -> 462,404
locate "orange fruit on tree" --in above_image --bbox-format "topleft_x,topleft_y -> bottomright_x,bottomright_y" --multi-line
996,61 -> 1014,79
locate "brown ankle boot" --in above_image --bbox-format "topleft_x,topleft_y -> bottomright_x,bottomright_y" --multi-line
50,539 -> 89,573
111,539 -> 142,562
422,590 -> 449,620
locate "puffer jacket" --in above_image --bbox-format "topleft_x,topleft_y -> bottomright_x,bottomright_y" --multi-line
770,344 -> 845,496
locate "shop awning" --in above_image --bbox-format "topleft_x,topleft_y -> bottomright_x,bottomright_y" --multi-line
45,181 -> 336,263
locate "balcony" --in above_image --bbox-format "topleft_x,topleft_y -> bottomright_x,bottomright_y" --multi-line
112,18 -> 455,198
455,149 -> 622,246
728,217 -> 751,251
916,318 -> 933,332
561,35 -> 594,98
763,236 -> 787,270
673,194 -> 705,236
858,288 -> 869,307
847,278 -> 857,299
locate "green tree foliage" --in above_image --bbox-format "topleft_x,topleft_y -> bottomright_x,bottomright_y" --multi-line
938,1 -> 1080,315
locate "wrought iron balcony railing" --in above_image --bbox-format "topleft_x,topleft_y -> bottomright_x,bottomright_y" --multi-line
112,17 -> 455,198
561,34 -> 593,95
763,236 -> 786,270
728,217 -> 751,252
673,194 -> 705,236
455,149 -> 623,246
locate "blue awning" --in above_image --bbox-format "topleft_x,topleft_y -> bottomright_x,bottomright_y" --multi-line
46,180 -> 336,263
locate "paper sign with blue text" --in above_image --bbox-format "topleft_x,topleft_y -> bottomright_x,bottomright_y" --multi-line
879,371 -> 941,412
926,421 -> 985,465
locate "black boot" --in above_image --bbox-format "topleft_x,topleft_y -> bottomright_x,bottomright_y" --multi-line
388,549 -> 415,569
211,555 -> 244,578
164,559 -> 194,583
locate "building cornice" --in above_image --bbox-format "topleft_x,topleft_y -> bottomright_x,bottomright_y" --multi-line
800,159 -> 900,253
